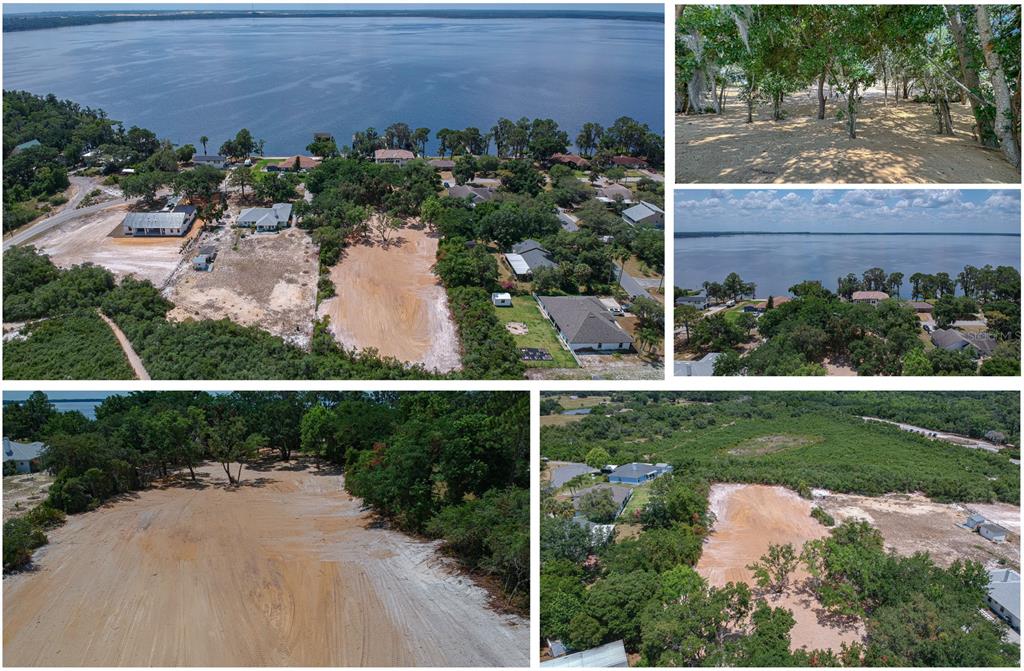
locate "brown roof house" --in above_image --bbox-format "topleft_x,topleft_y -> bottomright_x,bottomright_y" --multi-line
537,295 -> 634,352
610,155 -> 647,169
267,155 -> 320,172
550,152 -> 589,169
374,149 -> 415,166
852,290 -> 889,304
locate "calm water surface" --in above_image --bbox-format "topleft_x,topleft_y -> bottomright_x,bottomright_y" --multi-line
676,234 -> 1021,297
3,16 -> 663,154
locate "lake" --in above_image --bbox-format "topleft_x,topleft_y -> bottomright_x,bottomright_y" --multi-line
2,14 -> 663,155
675,233 -> 1022,297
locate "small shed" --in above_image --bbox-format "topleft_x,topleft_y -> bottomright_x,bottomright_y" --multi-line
963,513 -> 987,530
979,522 -> 1008,543
491,292 -> 513,307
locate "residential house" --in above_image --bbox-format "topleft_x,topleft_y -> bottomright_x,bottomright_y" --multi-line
769,295 -> 792,307
266,155 -> 320,172
428,159 -> 456,170
597,183 -> 634,202
11,139 -> 41,155
610,155 -> 647,169
987,568 -> 1020,633
961,332 -> 998,357
122,208 -> 197,237
607,462 -> 672,485
675,352 -> 721,377
571,484 -> 633,519
3,437 -> 45,474
536,295 -> 634,351
931,329 -> 997,357
374,148 -> 415,165
852,291 -> 889,304
491,292 -> 513,307
505,239 -> 557,279
193,154 -> 228,169
541,640 -> 629,667
448,184 -> 497,207
675,295 -> 709,309
237,203 -> 293,232
907,301 -> 934,314
622,201 -> 664,228
549,152 -> 589,169
979,522 -> 1009,543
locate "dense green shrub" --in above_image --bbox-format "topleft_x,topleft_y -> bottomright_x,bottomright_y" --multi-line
2,517 -> 47,573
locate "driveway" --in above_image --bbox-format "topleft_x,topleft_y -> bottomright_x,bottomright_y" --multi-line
3,177 -> 131,251
614,263 -> 653,301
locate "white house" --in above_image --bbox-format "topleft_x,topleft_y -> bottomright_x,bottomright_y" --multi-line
3,437 -> 45,474
491,292 -> 513,307
122,207 -> 197,236
987,568 -> 1020,633
237,203 -> 293,232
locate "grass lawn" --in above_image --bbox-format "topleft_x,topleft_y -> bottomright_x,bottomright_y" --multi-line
620,482 -> 652,520
493,297 -> 577,369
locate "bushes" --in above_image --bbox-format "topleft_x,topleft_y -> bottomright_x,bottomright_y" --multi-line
3,516 -> 48,573
445,286 -> 524,379
3,312 -> 135,380
23,504 -> 65,530
811,506 -> 835,527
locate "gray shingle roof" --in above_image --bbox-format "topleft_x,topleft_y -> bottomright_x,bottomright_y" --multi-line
238,203 -> 293,228
987,568 -> 1020,625
931,329 -> 970,351
610,462 -> 657,480
537,296 -> 633,346
511,239 -> 556,272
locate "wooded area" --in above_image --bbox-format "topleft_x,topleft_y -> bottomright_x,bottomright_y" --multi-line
677,5 -> 1021,182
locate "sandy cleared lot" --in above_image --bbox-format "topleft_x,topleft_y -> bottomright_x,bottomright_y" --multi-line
816,490 -> 1020,570
29,203 -> 190,286
317,222 -> 461,373
2,472 -> 54,521
3,462 -> 526,667
166,227 -> 318,347
697,483 -> 865,652
677,88 -> 1021,183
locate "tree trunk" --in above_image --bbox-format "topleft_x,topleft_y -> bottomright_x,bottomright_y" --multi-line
221,461 -> 233,485
236,462 -> 244,484
817,71 -> 827,120
975,4 -> 1021,169
187,464 -> 196,482
948,6 -> 995,145
846,83 -> 858,139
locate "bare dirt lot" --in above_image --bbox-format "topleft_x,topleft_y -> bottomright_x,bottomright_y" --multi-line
677,88 -> 1021,183
317,221 -> 461,373
2,462 -> 527,667
697,483 -> 865,652
2,473 -> 54,521
816,490 -> 1020,570
29,203 -> 191,285
166,227 -> 318,347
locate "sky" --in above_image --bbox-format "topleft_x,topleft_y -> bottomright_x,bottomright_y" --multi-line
3,3 -> 662,14
675,189 -> 1022,234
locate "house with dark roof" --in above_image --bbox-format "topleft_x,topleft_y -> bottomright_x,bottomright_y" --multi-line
549,152 -> 589,168
607,462 -> 672,485
3,437 -> 45,474
505,240 -> 556,279
622,201 -> 664,228
237,203 -> 293,231
907,301 -> 934,313
448,184 -> 496,207
611,155 -> 647,169
374,149 -> 415,165
536,295 -> 633,351
193,154 -> 227,168
122,208 -> 197,236
428,159 -> 456,170
961,332 -> 998,357
931,329 -> 997,357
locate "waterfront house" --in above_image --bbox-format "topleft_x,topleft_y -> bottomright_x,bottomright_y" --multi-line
536,295 -> 633,352
3,437 -> 45,474
237,203 -> 293,232
607,462 -> 672,485
987,568 -> 1021,633
852,290 -> 889,304
267,155 -> 319,172
122,208 -> 196,237
374,149 -> 415,165
549,152 -> 589,169
610,155 -> 647,169
907,301 -> 934,314
428,159 -> 456,170
193,154 -> 228,169
622,201 -> 664,228
675,294 -> 709,309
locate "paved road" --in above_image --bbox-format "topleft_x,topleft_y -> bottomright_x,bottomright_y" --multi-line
3,177 -> 131,250
97,310 -> 151,380
614,263 -> 654,301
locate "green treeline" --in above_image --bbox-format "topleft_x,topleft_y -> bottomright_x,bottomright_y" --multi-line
2,391 -> 529,610
539,392 -> 1019,503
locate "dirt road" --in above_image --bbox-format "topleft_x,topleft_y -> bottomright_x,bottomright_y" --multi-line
317,222 -> 461,373
697,483 -> 865,652
677,89 -> 1020,183
3,463 -> 527,667
97,310 -> 150,380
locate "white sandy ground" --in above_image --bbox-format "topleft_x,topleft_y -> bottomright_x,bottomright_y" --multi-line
2,463 -> 526,667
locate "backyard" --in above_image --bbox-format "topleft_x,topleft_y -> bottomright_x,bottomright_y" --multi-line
494,297 -> 577,369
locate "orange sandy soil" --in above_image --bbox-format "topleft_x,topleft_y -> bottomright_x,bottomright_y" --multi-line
677,88 -> 1020,183
316,220 -> 461,373
2,462 -> 527,667
697,483 -> 865,652
30,203 -> 193,286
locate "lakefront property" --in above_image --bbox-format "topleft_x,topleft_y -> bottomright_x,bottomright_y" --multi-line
2,4 -> 666,381
674,189 -> 1021,376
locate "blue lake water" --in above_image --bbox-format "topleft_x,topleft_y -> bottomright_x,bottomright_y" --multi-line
3,15 -> 663,155
675,233 -> 1022,297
